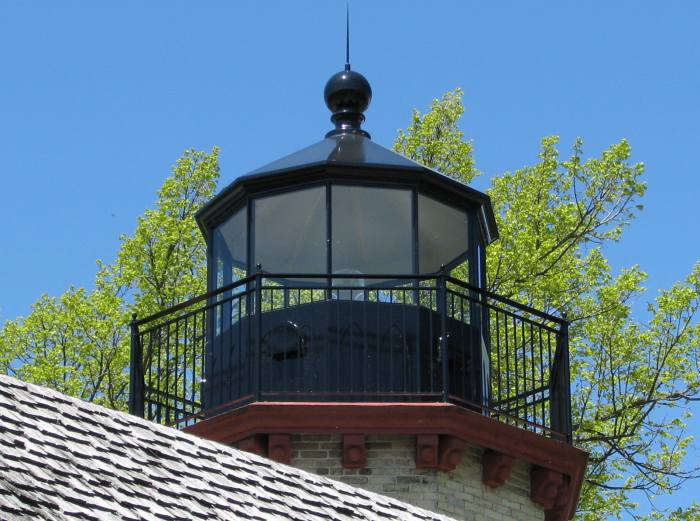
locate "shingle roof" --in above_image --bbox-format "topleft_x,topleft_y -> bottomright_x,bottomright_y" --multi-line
0,374 -> 452,521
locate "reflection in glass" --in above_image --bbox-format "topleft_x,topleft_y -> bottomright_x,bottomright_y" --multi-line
332,186 -> 413,276
254,186 -> 326,274
212,206 -> 247,289
418,194 -> 469,273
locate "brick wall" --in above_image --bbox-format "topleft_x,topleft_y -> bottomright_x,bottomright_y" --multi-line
290,434 -> 544,521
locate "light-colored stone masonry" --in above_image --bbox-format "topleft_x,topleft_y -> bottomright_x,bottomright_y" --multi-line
290,434 -> 545,521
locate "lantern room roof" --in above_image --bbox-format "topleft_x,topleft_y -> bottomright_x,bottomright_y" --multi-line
196,133 -> 499,245
249,133 -> 419,174
197,62 -> 498,244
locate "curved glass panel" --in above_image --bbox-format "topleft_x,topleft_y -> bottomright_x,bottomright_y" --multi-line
418,194 -> 469,273
212,206 -> 247,288
332,185 -> 413,276
254,186 -> 326,274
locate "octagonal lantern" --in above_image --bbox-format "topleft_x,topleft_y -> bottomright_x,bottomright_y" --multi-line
198,135 -> 497,287
126,62 -> 580,521
194,68 -> 498,414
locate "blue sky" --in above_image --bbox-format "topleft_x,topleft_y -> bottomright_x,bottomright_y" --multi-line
1,1 -> 698,514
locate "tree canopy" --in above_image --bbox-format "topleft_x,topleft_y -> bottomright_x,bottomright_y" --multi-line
0,149 -> 218,409
396,89 -> 700,520
2,93 -> 699,519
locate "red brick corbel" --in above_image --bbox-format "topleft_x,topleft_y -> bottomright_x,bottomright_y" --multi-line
238,434 -> 267,457
438,435 -> 467,471
415,434 -> 440,469
530,467 -> 564,510
268,434 -> 291,464
482,450 -> 516,488
544,477 -> 570,521
415,435 -> 466,471
343,434 -> 366,469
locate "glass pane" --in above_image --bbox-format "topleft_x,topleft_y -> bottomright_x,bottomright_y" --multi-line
418,194 -> 469,273
332,185 -> 413,277
212,206 -> 247,289
254,186 -> 326,274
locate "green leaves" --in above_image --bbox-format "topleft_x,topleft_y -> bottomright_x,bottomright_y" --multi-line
395,92 -> 698,520
487,136 -> 646,311
1,87 -> 697,520
0,287 -> 129,408
110,148 -> 219,315
0,147 -> 220,411
394,88 -> 478,184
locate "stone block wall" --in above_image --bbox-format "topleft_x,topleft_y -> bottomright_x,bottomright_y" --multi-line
290,434 -> 544,521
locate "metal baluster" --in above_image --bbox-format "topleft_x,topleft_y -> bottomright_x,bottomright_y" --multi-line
174,319 -> 180,423
512,315 -> 518,425
538,327 -> 544,431
128,313 -> 144,417
254,266 -> 263,402
438,268 -> 449,402
495,310 -> 501,415
237,293 -> 243,400
182,314 -> 188,418
191,310 -> 198,414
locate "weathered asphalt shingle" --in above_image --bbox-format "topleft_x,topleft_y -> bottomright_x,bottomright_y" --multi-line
0,375 -> 453,520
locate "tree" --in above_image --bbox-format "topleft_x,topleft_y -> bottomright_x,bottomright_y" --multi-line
395,89 -> 700,520
1,90 -> 699,519
0,148 -> 219,409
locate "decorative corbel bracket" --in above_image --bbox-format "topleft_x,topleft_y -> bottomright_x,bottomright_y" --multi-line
531,466 -> 566,512
482,450 -> 516,488
438,435 -> 467,471
268,434 -> 291,464
416,434 -> 466,472
343,434 -> 366,469
415,434 -> 439,469
238,434 -> 267,457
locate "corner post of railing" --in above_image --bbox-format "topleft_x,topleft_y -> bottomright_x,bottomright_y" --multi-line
552,312 -> 572,443
560,314 -> 572,443
254,264 -> 263,403
128,312 -> 144,418
438,265 -> 449,402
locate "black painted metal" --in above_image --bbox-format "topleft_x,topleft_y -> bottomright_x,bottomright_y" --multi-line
196,145 -> 499,247
128,313 -> 144,417
130,273 -> 573,442
210,183 -> 483,299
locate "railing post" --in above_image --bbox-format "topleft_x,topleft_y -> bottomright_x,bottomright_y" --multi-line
254,264 -> 263,403
560,316 -> 572,444
551,313 -> 572,443
128,313 -> 144,417
438,266 -> 449,402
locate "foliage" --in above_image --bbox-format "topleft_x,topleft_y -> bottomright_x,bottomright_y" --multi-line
1,88 -> 699,519
0,148 -> 219,409
395,89 -> 700,520
0,287 -> 127,408
394,88 -> 478,184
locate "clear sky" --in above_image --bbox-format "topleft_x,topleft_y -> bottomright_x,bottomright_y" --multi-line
1,0 -> 699,515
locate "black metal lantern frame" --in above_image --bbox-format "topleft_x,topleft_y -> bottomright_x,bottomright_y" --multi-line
207,184 -> 483,290
128,137 -> 571,445
199,151 -> 497,284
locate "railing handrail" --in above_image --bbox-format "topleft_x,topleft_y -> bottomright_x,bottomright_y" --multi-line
444,276 -> 568,326
135,273 -> 257,327
130,271 -> 572,443
135,272 -> 567,328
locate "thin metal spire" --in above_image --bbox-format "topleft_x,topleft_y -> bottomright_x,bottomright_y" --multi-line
345,2 -> 351,71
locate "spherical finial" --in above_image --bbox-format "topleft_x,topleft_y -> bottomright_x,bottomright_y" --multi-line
324,69 -> 372,115
324,69 -> 372,138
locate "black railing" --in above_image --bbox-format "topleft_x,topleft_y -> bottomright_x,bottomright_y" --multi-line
129,272 -> 572,443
